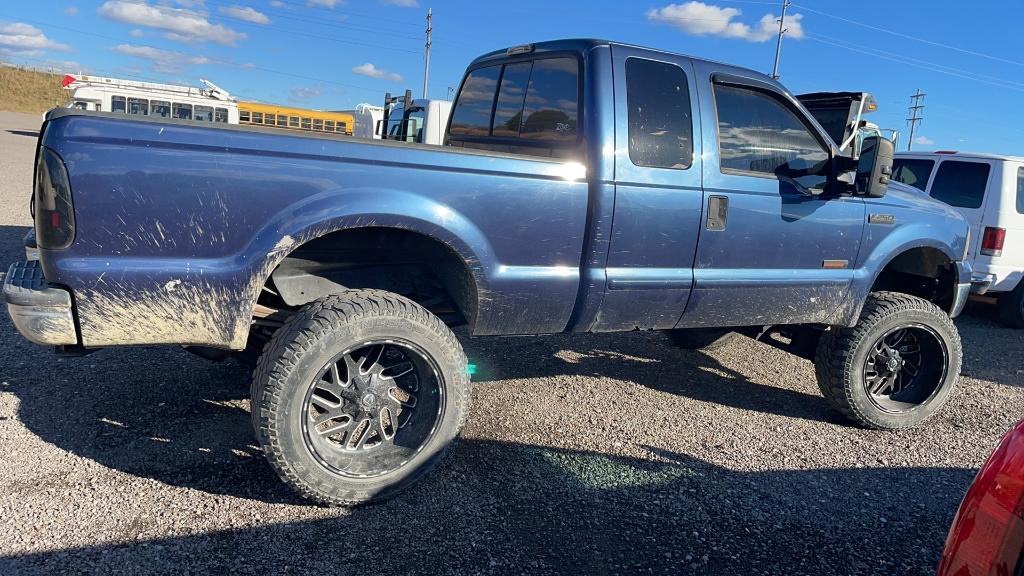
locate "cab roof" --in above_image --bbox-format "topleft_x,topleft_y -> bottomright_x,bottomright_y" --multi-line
895,150 -> 1024,163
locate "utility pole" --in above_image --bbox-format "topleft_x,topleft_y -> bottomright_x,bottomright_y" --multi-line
422,8 -> 432,99
771,0 -> 791,80
906,89 -> 926,151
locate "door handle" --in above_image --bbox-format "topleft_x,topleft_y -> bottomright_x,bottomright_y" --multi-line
707,195 -> 728,231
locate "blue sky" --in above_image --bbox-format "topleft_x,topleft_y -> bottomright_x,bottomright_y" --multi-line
1,0 -> 1021,156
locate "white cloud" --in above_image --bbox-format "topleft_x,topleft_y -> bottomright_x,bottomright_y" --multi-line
219,5 -> 270,24
647,2 -> 804,43
129,28 -> 145,37
269,0 -> 286,6
308,0 -> 343,7
0,22 -> 70,55
115,43 -> 210,74
98,1 -> 246,46
353,62 -> 402,82
290,85 -> 322,102
914,136 -> 935,146
382,0 -> 418,6
64,7 -> 80,16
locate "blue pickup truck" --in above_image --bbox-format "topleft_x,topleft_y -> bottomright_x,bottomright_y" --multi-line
6,39 -> 971,505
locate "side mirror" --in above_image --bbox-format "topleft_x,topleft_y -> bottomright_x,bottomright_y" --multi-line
855,136 -> 894,197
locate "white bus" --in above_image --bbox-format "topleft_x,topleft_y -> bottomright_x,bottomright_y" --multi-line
61,74 -> 239,123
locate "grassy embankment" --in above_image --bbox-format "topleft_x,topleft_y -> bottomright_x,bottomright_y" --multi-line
0,64 -> 69,114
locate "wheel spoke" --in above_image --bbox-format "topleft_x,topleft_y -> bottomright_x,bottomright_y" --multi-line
343,353 -> 363,380
383,361 -> 415,380
870,374 -> 890,395
887,329 -> 907,347
309,390 -> 342,410
903,362 -> 919,377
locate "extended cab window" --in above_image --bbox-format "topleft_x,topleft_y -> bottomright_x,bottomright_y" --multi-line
930,161 -> 990,209
892,159 -> 935,191
448,57 -> 580,156
625,58 -> 692,170
714,83 -> 828,187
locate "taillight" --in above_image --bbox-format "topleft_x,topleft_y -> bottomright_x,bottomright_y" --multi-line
34,147 -> 75,249
937,420 -> 1024,576
981,227 -> 1006,257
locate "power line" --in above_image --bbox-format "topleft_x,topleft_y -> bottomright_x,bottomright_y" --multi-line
906,89 -> 925,151
792,3 -> 1024,68
804,34 -> 1024,93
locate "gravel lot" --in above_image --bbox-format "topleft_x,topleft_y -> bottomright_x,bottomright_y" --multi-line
1,110 -> 1022,575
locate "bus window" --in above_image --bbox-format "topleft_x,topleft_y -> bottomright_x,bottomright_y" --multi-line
151,100 -> 171,118
325,120 -> 335,132
313,119 -> 324,131
194,106 -> 213,122
276,115 -> 287,127
215,107 -> 228,123
127,98 -> 148,115
173,103 -> 192,120
240,110 -> 250,123
338,121 -> 347,133
301,117 -> 312,130
112,95 -> 126,113
289,116 -> 300,128
262,113 -> 274,125
251,112 -> 263,124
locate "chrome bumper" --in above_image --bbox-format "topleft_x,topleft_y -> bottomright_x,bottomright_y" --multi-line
3,260 -> 77,345
950,281 -> 971,319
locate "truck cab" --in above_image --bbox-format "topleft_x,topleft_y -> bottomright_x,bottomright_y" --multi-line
383,97 -> 453,145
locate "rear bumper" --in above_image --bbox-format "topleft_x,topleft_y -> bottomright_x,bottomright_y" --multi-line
3,260 -> 78,345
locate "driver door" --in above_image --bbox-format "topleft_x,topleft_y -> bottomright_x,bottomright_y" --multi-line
677,63 -> 866,328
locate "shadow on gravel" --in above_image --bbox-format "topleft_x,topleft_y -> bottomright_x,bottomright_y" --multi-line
956,302 -> 1024,386
0,438 -> 973,575
467,331 -> 842,424
5,129 -> 38,138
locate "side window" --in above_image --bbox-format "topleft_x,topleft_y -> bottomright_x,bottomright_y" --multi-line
930,161 -> 990,209
449,64 -> 502,137
289,116 -> 299,128
152,101 -> 171,118
194,106 -> 213,122
519,57 -> 578,141
626,58 -> 693,170
172,103 -> 192,120
111,95 -> 126,113
240,110 -> 250,123
276,115 -> 287,127
313,119 -> 324,131
714,83 -> 829,187
127,98 -> 148,115
301,117 -> 312,130
891,159 -> 935,192
491,62 -> 531,137
215,107 -> 228,123
1017,166 -> 1023,215
265,113 -> 276,126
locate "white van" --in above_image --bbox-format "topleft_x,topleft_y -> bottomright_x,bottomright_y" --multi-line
893,151 -> 1024,327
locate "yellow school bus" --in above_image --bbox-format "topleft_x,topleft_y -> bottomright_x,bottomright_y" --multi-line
237,102 -> 354,136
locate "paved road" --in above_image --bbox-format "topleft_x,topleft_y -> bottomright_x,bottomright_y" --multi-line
0,111 -> 1022,575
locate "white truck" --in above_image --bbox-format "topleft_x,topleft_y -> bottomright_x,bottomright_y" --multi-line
353,90 -> 452,145
893,151 -> 1024,327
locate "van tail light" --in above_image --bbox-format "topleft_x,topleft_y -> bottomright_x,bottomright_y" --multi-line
937,420 -> 1024,576
981,227 -> 1006,257
34,147 -> 75,250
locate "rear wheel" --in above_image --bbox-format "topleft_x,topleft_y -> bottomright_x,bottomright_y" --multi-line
252,289 -> 470,505
667,328 -> 736,351
815,292 -> 961,429
998,282 -> 1024,329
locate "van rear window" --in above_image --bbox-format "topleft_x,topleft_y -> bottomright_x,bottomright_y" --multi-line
891,158 -> 934,191
1017,166 -> 1023,214
929,161 -> 990,209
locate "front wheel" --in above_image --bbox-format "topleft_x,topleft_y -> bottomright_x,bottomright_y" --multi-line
252,290 -> 471,505
815,292 -> 962,430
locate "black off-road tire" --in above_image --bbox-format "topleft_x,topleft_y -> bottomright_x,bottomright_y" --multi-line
251,289 -> 471,506
997,282 -> 1024,329
814,291 -> 962,430
668,328 -> 737,351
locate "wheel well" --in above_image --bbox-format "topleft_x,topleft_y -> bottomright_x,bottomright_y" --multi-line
870,247 -> 957,312
256,227 -> 478,328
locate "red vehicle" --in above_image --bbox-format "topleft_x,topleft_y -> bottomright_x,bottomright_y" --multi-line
938,419 -> 1024,575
